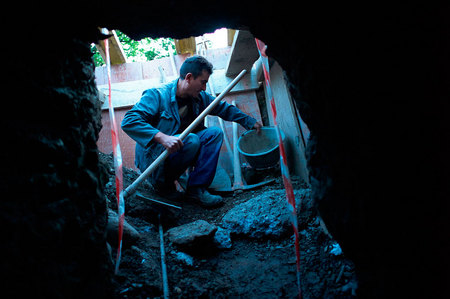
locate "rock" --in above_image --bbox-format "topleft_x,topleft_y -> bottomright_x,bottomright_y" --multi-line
171,251 -> 194,267
107,209 -> 141,247
166,220 -> 217,251
221,189 -> 309,238
214,227 -> 232,249
330,243 -> 343,256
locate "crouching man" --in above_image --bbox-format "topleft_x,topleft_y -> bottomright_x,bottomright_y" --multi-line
121,56 -> 261,207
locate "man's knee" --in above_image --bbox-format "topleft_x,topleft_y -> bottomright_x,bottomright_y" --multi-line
183,133 -> 200,154
206,126 -> 223,141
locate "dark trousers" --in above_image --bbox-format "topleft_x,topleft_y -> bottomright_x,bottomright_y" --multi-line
151,127 -> 223,189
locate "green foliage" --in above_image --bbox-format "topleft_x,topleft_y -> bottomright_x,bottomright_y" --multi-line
91,44 -> 105,66
91,30 -> 176,67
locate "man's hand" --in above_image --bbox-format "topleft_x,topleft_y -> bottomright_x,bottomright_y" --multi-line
253,121 -> 263,134
154,132 -> 183,154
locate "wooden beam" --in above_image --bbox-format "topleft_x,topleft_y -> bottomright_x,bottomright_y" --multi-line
208,68 -> 260,95
227,29 -> 236,46
97,76 -> 178,110
264,62 -> 309,183
96,30 -> 127,65
225,30 -> 260,77
174,37 -> 196,55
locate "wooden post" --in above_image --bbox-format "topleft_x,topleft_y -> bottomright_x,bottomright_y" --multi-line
96,29 -> 127,65
174,37 -> 196,55
264,62 -> 309,183
225,30 -> 260,77
227,29 -> 236,46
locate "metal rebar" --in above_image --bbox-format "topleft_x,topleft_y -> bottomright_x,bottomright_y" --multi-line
159,214 -> 169,299
136,193 -> 182,210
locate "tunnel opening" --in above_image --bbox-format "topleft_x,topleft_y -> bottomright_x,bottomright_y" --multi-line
91,25 -> 354,298
2,2 -> 448,299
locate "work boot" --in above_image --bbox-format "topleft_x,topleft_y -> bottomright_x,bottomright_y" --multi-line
185,187 -> 223,207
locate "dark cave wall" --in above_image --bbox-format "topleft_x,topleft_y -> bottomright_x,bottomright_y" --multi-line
273,9 -> 450,297
3,1 -> 449,298
2,33 -> 113,297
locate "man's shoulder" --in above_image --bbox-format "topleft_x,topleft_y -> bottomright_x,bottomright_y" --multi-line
142,79 -> 177,99
198,90 -> 215,103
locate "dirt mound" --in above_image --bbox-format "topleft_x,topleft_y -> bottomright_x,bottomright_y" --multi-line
100,152 -> 357,298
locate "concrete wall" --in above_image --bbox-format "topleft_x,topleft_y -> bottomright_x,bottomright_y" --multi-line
96,47 -> 262,172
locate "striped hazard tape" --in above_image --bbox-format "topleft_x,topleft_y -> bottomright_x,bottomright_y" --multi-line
102,29 -> 125,275
255,38 -> 302,298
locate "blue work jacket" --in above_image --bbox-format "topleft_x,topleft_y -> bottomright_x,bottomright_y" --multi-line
121,79 -> 257,171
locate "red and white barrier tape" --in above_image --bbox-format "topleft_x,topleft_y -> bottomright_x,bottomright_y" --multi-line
255,38 -> 302,298
102,29 -> 125,275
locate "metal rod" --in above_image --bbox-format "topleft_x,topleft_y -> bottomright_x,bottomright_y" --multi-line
136,193 -> 182,210
218,117 -> 235,168
159,214 -> 169,299
123,69 -> 247,199
231,100 -> 245,190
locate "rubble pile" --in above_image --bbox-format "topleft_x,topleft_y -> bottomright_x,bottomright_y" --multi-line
100,152 -> 357,298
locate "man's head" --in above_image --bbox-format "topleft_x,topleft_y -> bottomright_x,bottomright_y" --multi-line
178,56 -> 213,98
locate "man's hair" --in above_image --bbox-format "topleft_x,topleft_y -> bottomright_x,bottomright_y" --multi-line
179,56 -> 213,79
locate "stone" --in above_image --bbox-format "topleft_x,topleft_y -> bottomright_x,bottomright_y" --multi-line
329,243 -> 343,256
221,188 -> 310,238
214,227 -> 233,249
171,251 -> 194,267
107,209 -> 141,246
166,220 -> 217,249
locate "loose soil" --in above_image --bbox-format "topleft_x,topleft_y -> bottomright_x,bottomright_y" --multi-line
100,153 -> 357,298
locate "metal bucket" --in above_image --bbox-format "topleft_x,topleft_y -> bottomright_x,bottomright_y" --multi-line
237,127 -> 285,169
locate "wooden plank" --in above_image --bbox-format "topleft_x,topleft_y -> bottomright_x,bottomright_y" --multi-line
225,30 -> 260,77
227,29 -> 236,46
98,89 -> 107,104
97,76 -> 178,110
208,68 -> 261,95
98,108 -> 137,170
96,30 -> 127,65
97,67 -> 261,110
254,57 -> 265,82
174,37 -> 196,55
264,62 -> 309,183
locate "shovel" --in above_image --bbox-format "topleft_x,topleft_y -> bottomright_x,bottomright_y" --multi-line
123,69 -> 247,199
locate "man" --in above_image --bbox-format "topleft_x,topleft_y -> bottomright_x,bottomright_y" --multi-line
121,56 -> 262,207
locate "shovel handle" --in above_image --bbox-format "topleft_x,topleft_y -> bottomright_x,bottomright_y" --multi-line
123,69 -> 247,198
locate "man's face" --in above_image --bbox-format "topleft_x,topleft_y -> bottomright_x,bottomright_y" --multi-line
186,70 -> 210,98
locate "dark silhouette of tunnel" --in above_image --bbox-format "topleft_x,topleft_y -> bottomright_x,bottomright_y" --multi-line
2,2 -> 448,298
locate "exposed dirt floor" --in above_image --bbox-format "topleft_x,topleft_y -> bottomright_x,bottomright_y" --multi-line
100,152 -> 357,298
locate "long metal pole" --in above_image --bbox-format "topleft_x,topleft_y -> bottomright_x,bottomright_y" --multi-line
231,100 -> 244,190
158,214 -> 169,299
123,69 -> 247,198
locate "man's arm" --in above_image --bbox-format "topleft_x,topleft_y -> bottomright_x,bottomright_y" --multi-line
121,89 -> 162,147
204,92 -> 262,131
122,89 -> 184,154
153,132 -> 183,154
252,121 -> 263,133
